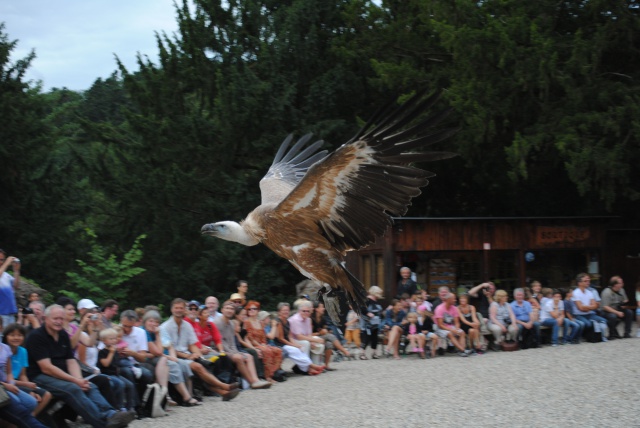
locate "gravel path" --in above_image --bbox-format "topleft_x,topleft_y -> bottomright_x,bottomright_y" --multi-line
123,338 -> 639,428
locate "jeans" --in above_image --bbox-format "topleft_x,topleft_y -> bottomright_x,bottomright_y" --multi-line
540,318 -> 559,345
109,374 -> 139,409
575,313 -> 608,339
0,394 -> 48,428
7,389 -> 38,413
563,318 -> 582,343
516,321 -> 541,343
33,373 -> 116,428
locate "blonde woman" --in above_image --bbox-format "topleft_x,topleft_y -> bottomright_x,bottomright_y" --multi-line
488,290 -> 518,350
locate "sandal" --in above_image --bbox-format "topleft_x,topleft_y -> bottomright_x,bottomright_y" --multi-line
371,354 -> 380,359
359,355 -> 368,360
181,397 -> 203,407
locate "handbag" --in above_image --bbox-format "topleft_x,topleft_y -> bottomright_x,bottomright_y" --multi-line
0,384 -> 11,408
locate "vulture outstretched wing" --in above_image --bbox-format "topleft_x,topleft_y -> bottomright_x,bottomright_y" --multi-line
259,134 -> 328,206
274,90 -> 458,253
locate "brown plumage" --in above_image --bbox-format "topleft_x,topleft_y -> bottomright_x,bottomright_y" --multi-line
202,90 -> 458,323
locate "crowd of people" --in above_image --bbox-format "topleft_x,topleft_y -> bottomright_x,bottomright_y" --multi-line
0,246 -> 638,428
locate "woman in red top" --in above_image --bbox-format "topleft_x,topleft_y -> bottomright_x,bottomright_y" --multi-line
192,307 -> 224,354
243,301 -> 283,383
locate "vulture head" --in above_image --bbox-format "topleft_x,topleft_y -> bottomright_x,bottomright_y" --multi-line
201,221 -> 260,246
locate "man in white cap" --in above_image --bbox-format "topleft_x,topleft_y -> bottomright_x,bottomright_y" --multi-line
77,298 -> 99,319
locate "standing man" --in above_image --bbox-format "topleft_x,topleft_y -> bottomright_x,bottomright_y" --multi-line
26,304 -> 136,428
214,300 -> 271,389
600,276 -> 633,339
204,296 -> 223,322
0,248 -> 20,326
572,273 -> 608,342
510,288 -> 541,347
396,267 -> 417,298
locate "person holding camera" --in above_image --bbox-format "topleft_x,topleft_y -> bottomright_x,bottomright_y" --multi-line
0,249 -> 21,328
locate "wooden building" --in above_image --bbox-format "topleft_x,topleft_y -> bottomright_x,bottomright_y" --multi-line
346,216 -> 640,301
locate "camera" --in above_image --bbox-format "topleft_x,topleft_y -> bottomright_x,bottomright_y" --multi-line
90,314 -> 99,320
13,258 -> 20,263
22,307 -> 34,315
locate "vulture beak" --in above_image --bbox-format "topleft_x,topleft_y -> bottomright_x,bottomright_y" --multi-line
201,223 -> 218,235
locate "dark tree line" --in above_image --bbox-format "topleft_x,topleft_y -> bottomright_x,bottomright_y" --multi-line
1,1 -> 639,309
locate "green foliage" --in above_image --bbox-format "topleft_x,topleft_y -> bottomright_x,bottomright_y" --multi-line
61,229 -> 146,302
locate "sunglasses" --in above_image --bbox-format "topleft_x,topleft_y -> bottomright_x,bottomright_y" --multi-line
189,307 -> 198,311
247,307 -> 258,311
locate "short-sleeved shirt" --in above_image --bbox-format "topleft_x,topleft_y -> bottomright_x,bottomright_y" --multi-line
540,300 -> 564,322
434,304 -> 459,328
25,326 -> 74,379
122,326 -> 149,362
97,348 -> 120,376
600,287 -> 627,311
11,346 -> 29,379
213,318 -> 239,355
572,288 -> 596,315
288,313 -> 312,339
160,317 -> 198,353
510,301 -> 533,322
0,343 -> 12,382
0,272 -> 17,315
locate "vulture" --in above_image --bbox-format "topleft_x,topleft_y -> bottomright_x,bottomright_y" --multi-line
201,90 -> 458,324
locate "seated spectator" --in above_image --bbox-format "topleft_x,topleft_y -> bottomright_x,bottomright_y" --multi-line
243,301 -> 283,383
160,298 -> 240,400
563,288 -> 585,344
488,290 -> 518,350
214,301 -> 271,389
204,296 -> 223,322
2,323 -> 52,419
636,281 -> 640,338
142,310 -> 199,407
600,276 -> 633,339
25,304 -> 136,427
382,299 -> 406,360
117,310 -> 156,397
510,288 -> 540,348
416,305 -> 438,358
428,286 -> 451,311
101,299 -> 119,329
457,293 -> 484,354
229,293 -> 246,308
288,301 -> 325,358
434,293 -> 469,357
524,287 -> 540,310
28,292 -> 41,303
572,273 -> 608,342
1,328 -> 40,416
77,298 -> 100,323
57,296 -> 96,350
402,312 -> 427,358
0,391 -> 48,428
234,306 -> 266,381
21,300 -> 45,334
272,302 -> 325,375
538,289 -> 561,347
530,280 -> 543,304
97,328 -> 139,411
311,302 -> 351,370
188,306 -> 224,355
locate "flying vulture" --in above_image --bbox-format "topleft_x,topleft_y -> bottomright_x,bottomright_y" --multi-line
201,90 -> 458,324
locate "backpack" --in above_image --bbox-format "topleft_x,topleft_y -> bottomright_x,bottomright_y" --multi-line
140,383 -> 168,418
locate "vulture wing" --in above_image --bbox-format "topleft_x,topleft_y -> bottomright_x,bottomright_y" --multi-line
259,134 -> 328,206
274,90 -> 459,253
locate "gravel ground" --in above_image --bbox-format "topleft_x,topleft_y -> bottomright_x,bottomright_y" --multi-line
114,337 -> 640,428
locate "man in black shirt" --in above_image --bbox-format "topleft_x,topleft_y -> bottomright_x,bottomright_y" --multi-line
26,304 -> 136,428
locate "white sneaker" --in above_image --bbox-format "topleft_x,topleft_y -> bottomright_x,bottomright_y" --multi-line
131,367 -> 142,379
